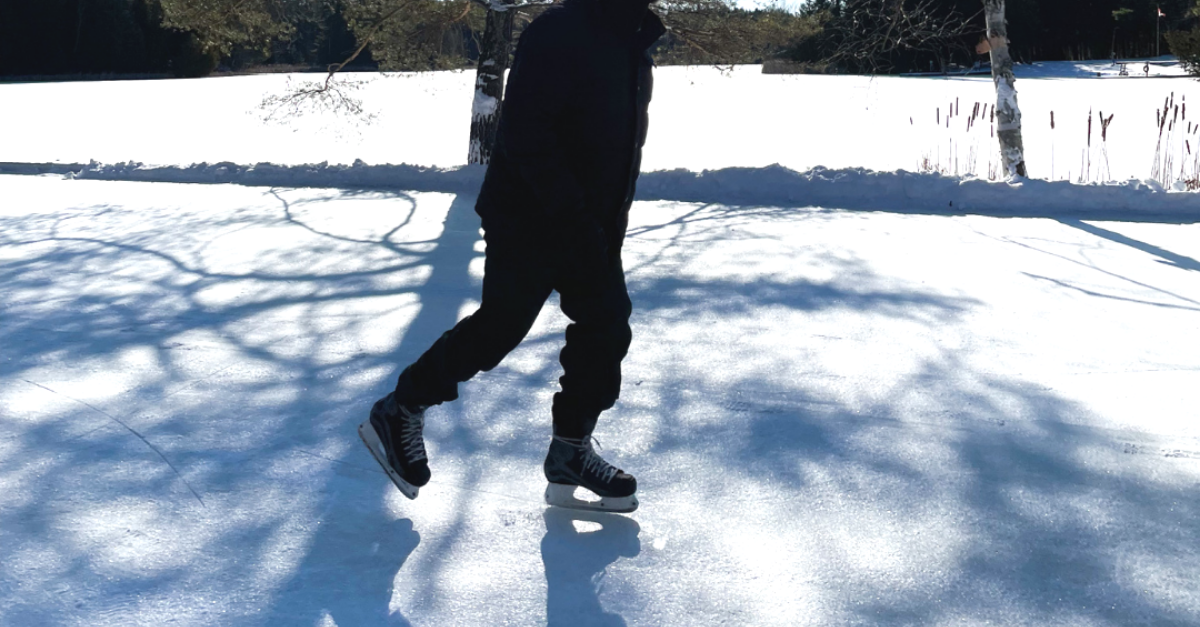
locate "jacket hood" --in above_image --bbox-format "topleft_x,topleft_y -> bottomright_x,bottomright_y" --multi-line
579,0 -> 666,47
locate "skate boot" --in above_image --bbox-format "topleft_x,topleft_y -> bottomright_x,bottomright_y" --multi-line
543,436 -> 638,513
358,393 -> 430,499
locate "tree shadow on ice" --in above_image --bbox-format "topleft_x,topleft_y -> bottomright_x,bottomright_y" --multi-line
612,207 -> 1200,624
966,218 -> 1200,311
638,316 -> 1200,623
0,188 -> 487,625
542,508 -> 641,627
836,358 -> 1200,626
251,190 -> 487,627
1058,217 -> 1200,273
2,181 -> 1199,625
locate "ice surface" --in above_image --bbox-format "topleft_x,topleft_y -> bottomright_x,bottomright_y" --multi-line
2,175 -> 1199,626
2,63 -> 1200,626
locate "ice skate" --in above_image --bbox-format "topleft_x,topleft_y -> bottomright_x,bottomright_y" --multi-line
543,436 -> 638,513
359,393 -> 430,499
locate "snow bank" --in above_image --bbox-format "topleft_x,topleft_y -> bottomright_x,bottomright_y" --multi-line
637,165 -> 1198,220
4,160 -> 1197,222
0,160 -> 487,194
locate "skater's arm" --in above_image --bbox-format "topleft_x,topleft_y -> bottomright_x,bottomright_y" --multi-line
500,17 -> 586,224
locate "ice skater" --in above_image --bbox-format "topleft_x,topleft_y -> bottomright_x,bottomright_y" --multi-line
359,0 -> 666,513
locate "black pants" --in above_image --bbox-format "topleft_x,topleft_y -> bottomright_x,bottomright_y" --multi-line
393,228 -> 633,439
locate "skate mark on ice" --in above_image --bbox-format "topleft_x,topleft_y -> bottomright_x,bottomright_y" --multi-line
1122,442 -> 1200,460
498,509 -> 543,528
723,400 -> 755,413
293,447 -> 380,474
721,397 -> 808,415
21,378 -> 207,508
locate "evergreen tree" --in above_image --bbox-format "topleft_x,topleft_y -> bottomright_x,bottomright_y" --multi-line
1165,1 -> 1200,75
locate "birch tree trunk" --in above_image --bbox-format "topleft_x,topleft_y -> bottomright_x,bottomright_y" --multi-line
984,0 -> 1027,178
468,1 -> 515,165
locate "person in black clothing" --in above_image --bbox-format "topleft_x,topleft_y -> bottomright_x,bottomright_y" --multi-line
359,0 -> 665,514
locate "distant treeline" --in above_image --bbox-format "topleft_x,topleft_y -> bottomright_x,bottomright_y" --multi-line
994,0 -> 1193,61
0,0 -> 372,77
1,0 -> 1199,79
787,0 -> 1200,75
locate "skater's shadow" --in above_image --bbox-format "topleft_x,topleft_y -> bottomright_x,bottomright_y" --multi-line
542,508 -> 641,627
260,474 -> 421,626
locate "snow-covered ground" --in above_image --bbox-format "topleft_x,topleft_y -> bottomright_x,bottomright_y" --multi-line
2,62 -> 1200,626
1,59 -> 1198,185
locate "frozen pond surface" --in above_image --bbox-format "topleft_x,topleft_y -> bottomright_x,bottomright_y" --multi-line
2,174 -> 1199,626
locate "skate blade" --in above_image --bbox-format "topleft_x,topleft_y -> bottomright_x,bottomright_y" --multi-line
358,421 -> 419,500
545,482 -> 638,514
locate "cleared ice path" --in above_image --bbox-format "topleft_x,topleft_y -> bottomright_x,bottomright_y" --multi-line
2,175 -> 1199,626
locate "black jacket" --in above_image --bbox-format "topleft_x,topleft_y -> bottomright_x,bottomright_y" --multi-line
476,0 -> 666,243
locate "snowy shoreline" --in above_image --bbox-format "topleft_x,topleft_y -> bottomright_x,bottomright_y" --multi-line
5,159 -> 1199,222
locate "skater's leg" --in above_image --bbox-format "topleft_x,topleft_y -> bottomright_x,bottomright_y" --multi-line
552,253 -> 633,439
364,231 -> 553,498
541,244 -> 639,512
394,232 -> 554,408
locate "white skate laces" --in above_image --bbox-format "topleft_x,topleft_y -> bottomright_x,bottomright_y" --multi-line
553,435 -> 620,483
397,405 -> 427,462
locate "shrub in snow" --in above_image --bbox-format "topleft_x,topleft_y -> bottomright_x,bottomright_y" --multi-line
1166,27 -> 1200,77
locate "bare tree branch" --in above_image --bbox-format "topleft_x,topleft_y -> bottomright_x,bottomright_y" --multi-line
468,0 -> 556,12
817,0 -> 980,74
